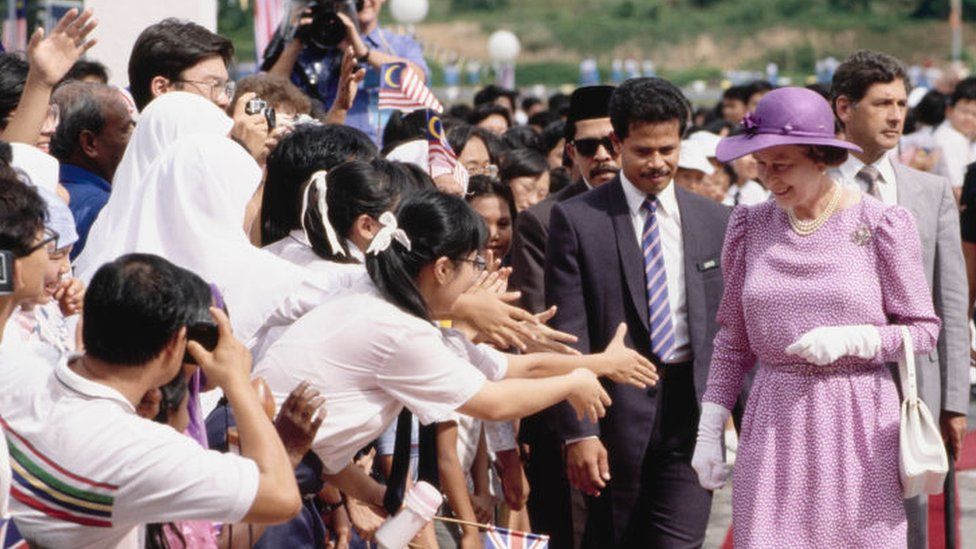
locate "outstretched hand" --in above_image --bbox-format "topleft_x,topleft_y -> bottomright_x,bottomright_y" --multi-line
600,323 -> 658,388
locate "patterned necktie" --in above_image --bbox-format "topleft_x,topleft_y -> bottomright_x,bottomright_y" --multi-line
856,165 -> 882,198
641,197 -> 675,362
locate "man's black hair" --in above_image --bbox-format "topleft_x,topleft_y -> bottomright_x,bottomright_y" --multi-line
63,59 -> 110,84
609,77 -> 690,139
830,50 -> 909,109
951,76 -> 976,108
128,18 -> 234,111
722,85 -> 750,103
83,254 -> 202,366
499,148 -> 547,182
0,53 -> 29,130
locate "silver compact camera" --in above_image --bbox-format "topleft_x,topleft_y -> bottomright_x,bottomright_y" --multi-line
245,98 -> 277,130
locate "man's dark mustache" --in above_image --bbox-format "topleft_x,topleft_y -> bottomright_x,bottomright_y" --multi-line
641,169 -> 671,179
589,164 -> 619,176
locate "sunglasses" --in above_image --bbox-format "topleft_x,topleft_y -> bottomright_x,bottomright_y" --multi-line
573,136 -> 615,157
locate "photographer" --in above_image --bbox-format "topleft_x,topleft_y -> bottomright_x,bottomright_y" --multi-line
0,254 -> 301,547
266,0 -> 429,144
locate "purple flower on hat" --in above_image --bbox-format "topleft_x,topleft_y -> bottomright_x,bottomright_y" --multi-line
741,112 -> 759,135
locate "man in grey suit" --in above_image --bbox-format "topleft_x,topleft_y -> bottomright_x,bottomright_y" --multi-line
511,85 -> 619,314
512,85 -> 619,547
547,78 -> 730,547
832,50 -> 970,549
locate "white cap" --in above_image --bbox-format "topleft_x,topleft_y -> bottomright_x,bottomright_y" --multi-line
678,140 -> 715,175
687,130 -> 721,159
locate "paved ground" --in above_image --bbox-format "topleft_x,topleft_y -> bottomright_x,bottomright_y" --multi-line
703,390 -> 976,548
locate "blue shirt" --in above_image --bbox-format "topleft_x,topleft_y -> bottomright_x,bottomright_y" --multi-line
59,164 -> 110,260
291,26 -> 428,145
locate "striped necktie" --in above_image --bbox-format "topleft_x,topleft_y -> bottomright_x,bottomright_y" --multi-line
641,197 -> 675,362
856,165 -> 882,198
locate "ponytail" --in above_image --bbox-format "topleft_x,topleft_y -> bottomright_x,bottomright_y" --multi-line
366,190 -> 486,321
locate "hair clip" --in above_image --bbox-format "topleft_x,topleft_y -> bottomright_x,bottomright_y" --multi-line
366,212 -> 412,256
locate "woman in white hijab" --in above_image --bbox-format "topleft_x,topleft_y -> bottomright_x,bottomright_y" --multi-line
75,92 -> 233,281
77,129 -> 333,345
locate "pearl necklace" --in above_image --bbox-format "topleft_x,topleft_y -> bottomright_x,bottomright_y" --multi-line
787,183 -> 841,236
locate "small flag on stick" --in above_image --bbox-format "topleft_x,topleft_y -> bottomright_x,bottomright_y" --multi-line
379,62 -> 443,113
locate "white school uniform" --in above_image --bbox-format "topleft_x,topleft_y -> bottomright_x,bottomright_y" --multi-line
253,279 -> 499,474
0,353 -> 259,549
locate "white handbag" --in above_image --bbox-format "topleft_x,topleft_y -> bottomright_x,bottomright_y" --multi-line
897,326 -> 949,499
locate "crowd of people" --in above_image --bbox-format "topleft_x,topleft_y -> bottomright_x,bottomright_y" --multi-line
0,1 -> 973,548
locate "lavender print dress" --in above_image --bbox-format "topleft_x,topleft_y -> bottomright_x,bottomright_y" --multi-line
702,195 -> 940,548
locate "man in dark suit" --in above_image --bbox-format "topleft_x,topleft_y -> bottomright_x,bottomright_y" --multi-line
546,78 -> 730,547
512,85 -> 619,548
511,85 -> 619,314
832,50 -> 970,549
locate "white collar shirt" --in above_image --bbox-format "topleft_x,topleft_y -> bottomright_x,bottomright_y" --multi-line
932,120 -> 976,188
618,174 -> 691,363
250,232 -> 368,362
253,279 -> 492,474
836,151 -> 899,205
0,356 -> 259,549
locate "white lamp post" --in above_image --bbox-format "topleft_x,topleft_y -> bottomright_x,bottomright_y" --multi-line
389,0 -> 428,35
488,30 -> 520,89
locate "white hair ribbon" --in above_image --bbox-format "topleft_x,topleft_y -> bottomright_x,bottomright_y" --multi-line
300,170 -> 345,257
366,211 -> 412,256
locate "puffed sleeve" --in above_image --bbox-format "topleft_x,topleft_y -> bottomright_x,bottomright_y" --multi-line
873,206 -> 941,360
702,206 -> 757,411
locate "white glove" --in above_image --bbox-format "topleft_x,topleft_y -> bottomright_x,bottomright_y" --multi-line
691,402 -> 732,491
785,325 -> 881,366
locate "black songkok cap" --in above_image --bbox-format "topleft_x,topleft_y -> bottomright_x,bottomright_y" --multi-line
566,85 -> 615,125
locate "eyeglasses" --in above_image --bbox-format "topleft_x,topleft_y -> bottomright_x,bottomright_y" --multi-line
456,256 -> 487,272
24,228 -> 59,256
175,79 -> 236,102
572,136 -> 616,157
467,164 -> 499,178
41,104 -> 60,135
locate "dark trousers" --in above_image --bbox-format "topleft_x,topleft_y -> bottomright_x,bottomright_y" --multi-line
525,428 -> 578,549
583,363 -> 712,548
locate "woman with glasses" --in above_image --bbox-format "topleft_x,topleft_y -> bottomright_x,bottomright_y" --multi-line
449,124 -> 503,179
252,190 -> 658,519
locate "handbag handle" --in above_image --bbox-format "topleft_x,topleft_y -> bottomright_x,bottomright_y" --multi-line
898,325 -> 918,404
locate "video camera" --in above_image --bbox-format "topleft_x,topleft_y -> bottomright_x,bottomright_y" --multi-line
296,0 -> 363,52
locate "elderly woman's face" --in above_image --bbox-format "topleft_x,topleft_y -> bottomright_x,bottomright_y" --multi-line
753,145 -> 826,210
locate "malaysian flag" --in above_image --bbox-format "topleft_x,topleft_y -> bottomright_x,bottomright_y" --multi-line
2,0 -> 26,52
483,526 -> 549,549
379,62 -> 443,113
425,109 -> 469,192
254,0 -> 286,62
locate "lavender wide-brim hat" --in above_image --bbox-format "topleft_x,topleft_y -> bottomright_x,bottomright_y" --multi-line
716,87 -> 862,163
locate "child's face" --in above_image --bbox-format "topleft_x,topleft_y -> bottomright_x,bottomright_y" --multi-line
41,245 -> 72,303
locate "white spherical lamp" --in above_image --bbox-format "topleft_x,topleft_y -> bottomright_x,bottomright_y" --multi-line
487,30 -> 521,63
389,0 -> 429,25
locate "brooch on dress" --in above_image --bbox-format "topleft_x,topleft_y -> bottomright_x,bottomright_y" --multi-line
851,224 -> 872,246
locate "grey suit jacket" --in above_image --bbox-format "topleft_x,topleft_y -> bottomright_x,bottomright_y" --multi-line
893,162 -> 970,415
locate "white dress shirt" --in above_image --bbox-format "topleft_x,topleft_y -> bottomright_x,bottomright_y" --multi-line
835,151 -> 899,205
932,120 -> 976,188
619,174 -> 691,363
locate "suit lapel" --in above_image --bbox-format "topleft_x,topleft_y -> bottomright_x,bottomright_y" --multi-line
609,178 -> 650,335
675,187 -> 704,280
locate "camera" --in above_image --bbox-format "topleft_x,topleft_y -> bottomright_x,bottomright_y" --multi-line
296,0 -> 361,52
245,98 -> 277,130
